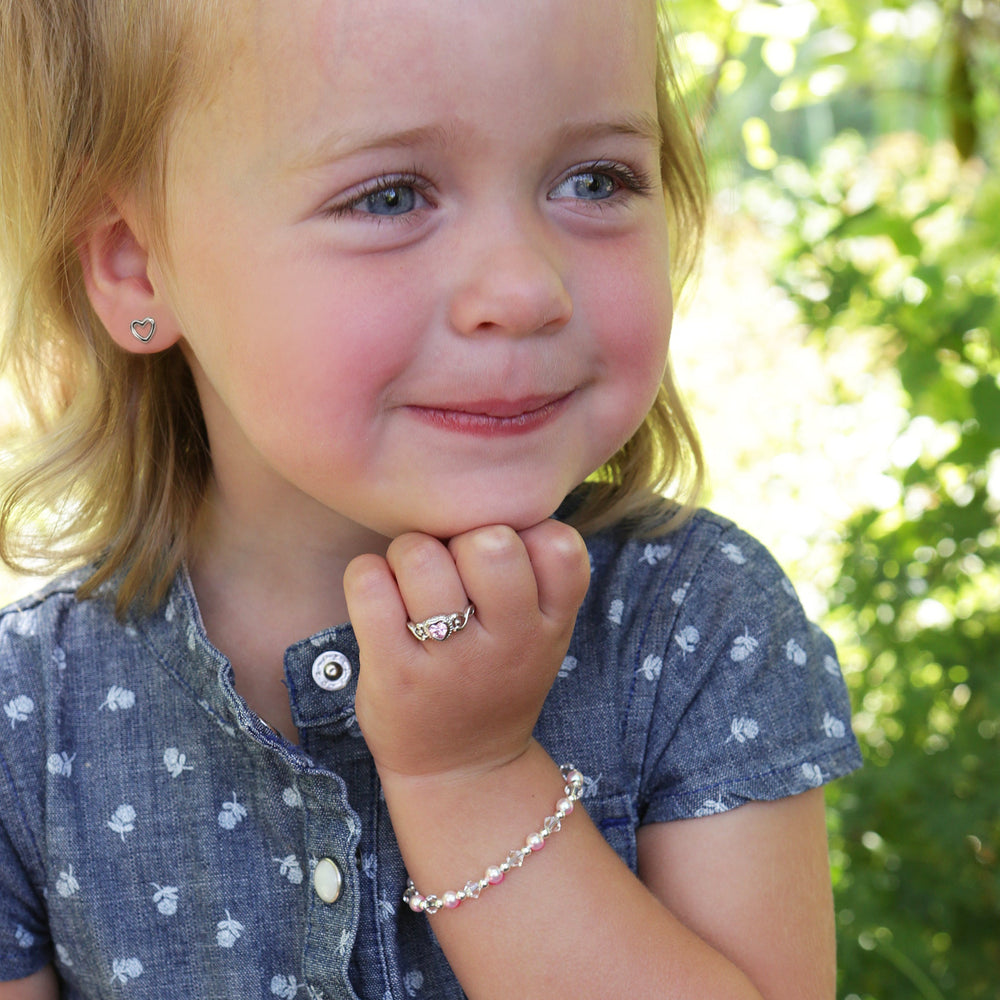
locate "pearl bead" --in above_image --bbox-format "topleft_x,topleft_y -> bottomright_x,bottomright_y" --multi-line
486,866 -> 504,885
443,891 -> 460,909
526,832 -> 545,852
556,797 -> 574,815
407,893 -> 425,913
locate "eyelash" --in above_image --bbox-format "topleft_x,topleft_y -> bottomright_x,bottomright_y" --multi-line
323,171 -> 431,221
323,159 -> 656,222
550,160 -> 656,201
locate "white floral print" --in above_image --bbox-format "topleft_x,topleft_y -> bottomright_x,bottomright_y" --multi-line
607,599 -> 624,625
671,582 -> 690,605
785,639 -> 807,666
336,928 -> 351,957
558,655 -> 578,679
46,751 -> 76,777
56,867 -> 80,898
274,855 -> 304,885
720,542 -> 747,565
823,712 -> 846,738
694,798 -> 728,817
729,631 -> 760,662
639,655 -> 663,682
108,804 -> 137,841
801,762 -> 826,786
218,793 -> 247,829
4,695 -> 34,727
216,909 -> 244,948
110,957 -> 143,984
15,924 -> 35,949
403,969 -> 425,996
639,543 -> 672,566
151,883 -> 179,915
674,625 -> 700,654
282,786 -> 303,808
272,975 -> 303,998
98,686 -> 136,712
725,717 -> 761,744
163,747 -> 194,777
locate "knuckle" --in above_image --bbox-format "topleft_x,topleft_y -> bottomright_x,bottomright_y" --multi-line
343,554 -> 388,598
388,532 -> 445,573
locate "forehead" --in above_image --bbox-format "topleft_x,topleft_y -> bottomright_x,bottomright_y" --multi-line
182,0 -> 658,165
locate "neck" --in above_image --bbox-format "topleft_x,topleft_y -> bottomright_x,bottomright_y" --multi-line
185,486 -> 390,744
185,483 -> 389,741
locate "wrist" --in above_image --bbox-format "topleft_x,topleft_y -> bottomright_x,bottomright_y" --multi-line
378,742 -> 575,895
403,763 -> 584,914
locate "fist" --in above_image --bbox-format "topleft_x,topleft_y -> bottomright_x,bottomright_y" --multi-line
343,519 -> 590,782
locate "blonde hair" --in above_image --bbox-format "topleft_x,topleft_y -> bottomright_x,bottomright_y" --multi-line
0,0 -> 706,616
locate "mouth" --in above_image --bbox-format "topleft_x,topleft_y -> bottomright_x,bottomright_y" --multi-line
406,392 -> 574,436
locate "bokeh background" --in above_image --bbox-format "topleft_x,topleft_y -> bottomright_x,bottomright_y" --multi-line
2,2 -> 998,997
668,2 -> 999,997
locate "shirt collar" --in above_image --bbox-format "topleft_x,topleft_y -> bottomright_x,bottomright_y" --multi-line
130,566 -> 361,735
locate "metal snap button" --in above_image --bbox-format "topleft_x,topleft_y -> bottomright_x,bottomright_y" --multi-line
314,857 -> 343,904
311,651 -> 352,692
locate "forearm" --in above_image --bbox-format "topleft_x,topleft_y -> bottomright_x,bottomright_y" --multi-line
381,741 -> 765,1000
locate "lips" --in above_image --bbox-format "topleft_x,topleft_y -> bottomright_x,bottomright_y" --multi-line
406,392 -> 573,435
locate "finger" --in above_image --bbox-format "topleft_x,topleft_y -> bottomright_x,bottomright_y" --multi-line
517,519 -> 590,622
343,552 -> 411,661
448,524 -> 539,630
385,532 -> 471,628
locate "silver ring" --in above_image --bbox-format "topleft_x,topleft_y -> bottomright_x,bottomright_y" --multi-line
407,605 -> 475,642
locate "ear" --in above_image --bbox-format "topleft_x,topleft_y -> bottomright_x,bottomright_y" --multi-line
77,204 -> 183,354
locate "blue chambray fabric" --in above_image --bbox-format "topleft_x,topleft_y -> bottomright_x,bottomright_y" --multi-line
0,506 -> 862,997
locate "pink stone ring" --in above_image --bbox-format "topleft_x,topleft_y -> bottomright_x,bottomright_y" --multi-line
406,605 -> 475,642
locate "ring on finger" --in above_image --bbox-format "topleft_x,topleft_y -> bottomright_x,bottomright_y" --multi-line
407,605 -> 475,642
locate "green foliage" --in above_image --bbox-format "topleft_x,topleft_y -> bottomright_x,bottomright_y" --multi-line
670,2 -> 1000,996
766,134 -> 1000,999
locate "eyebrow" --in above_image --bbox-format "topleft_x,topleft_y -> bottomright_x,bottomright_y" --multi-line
289,113 -> 662,173
553,113 -> 663,150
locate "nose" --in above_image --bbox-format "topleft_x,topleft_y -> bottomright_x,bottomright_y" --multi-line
448,237 -> 573,338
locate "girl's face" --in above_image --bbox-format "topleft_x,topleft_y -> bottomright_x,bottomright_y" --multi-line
153,0 -> 672,550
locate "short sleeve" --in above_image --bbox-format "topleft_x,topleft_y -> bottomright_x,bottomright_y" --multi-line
0,607 -> 54,979
638,523 -> 862,823
0,779 -> 51,978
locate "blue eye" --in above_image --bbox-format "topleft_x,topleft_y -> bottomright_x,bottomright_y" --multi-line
549,162 -> 652,204
560,172 -> 619,200
359,184 -> 419,216
324,174 -> 428,221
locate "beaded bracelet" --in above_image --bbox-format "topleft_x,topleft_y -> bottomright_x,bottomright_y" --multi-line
403,765 -> 584,915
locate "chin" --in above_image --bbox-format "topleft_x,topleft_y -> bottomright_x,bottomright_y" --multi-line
399,491 -> 570,541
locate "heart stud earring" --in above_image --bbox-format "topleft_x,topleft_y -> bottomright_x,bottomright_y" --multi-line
130,317 -> 156,343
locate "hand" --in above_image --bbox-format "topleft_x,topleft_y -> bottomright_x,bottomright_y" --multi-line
343,520 -> 590,783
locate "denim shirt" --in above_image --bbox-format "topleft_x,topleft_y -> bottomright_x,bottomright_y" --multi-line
0,507 -> 861,997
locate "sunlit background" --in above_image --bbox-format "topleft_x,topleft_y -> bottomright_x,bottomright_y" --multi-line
2,2 -> 998,998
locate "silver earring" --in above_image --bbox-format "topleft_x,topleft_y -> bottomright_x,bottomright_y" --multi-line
130,317 -> 156,343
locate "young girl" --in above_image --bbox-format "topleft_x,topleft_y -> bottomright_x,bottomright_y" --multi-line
0,1 -> 861,997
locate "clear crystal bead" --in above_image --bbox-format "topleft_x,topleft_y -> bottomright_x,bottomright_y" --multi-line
505,849 -> 525,868
543,815 -> 561,835
463,880 -> 482,899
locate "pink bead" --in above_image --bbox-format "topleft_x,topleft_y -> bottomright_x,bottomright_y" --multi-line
443,891 -> 460,909
556,797 -> 574,815
486,866 -> 504,885
407,893 -> 425,913
526,832 -> 545,852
